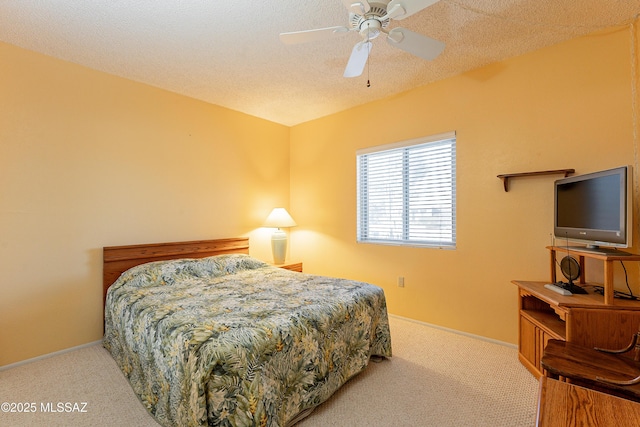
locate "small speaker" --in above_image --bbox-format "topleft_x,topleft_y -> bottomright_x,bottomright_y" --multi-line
560,256 -> 580,282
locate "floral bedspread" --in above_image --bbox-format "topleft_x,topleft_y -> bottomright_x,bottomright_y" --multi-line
103,254 -> 392,427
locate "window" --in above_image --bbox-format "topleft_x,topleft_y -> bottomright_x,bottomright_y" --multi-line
356,131 -> 456,248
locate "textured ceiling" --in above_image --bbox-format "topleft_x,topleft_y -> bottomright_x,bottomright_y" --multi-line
1,1 -> 639,126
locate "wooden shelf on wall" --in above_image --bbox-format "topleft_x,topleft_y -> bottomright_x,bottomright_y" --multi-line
497,169 -> 574,192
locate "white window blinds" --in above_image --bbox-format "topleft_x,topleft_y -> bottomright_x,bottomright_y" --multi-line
357,132 -> 456,248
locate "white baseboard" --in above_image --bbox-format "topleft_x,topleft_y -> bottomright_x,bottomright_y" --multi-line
389,313 -> 517,349
0,340 -> 103,371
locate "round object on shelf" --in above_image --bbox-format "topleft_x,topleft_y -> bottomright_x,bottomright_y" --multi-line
560,256 -> 580,282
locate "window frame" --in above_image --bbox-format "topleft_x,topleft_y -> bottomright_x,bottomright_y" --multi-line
356,131 -> 457,249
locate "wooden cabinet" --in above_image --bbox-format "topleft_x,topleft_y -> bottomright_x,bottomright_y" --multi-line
514,280 -> 640,378
274,261 -> 303,272
515,247 -> 640,378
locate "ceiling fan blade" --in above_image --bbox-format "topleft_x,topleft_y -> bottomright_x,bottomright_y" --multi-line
344,41 -> 372,77
386,0 -> 440,20
279,26 -> 350,44
341,0 -> 371,15
387,27 -> 444,60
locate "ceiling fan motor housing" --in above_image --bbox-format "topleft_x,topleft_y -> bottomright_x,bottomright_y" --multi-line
349,1 -> 391,40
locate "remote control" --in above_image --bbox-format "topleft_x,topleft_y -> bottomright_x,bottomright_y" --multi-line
544,283 -> 572,296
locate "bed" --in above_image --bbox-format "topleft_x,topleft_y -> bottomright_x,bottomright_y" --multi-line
102,238 -> 392,427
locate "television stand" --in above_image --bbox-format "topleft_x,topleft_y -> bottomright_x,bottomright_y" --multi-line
547,246 -> 640,304
513,280 -> 640,378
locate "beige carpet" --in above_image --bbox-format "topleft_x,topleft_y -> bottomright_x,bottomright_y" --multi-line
0,316 -> 539,426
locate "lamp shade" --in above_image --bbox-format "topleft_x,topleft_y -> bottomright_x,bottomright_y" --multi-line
263,208 -> 297,228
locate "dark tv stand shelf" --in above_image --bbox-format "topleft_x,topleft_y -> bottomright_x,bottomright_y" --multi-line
496,169 -> 574,192
547,246 -> 640,304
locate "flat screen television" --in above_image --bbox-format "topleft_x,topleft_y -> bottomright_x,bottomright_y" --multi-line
554,166 -> 632,254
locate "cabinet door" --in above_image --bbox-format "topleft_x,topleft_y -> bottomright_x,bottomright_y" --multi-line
537,327 -> 555,374
520,315 -> 559,377
520,315 -> 537,366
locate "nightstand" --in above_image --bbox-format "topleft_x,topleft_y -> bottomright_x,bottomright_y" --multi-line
273,261 -> 303,272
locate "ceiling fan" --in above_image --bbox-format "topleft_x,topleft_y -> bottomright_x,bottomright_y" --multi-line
279,0 -> 445,78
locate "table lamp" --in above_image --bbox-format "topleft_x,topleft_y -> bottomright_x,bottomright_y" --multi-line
263,208 -> 297,264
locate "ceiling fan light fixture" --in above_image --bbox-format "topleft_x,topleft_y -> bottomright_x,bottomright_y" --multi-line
359,19 -> 382,40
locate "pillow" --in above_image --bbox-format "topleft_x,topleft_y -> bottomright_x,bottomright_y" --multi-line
113,254 -> 269,290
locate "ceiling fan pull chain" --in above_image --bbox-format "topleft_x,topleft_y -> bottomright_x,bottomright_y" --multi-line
367,22 -> 371,87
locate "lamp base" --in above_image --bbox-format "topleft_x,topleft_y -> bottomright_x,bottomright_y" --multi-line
271,229 -> 287,264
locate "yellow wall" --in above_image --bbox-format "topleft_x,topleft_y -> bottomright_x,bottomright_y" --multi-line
0,42 -> 290,366
289,26 -> 640,343
2,24 -> 639,366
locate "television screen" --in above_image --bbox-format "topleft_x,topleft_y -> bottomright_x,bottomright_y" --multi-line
554,166 -> 631,250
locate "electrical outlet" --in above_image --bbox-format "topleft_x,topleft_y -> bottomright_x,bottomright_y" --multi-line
398,276 -> 404,287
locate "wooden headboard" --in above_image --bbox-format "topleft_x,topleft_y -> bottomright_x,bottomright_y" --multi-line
103,237 -> 249,307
